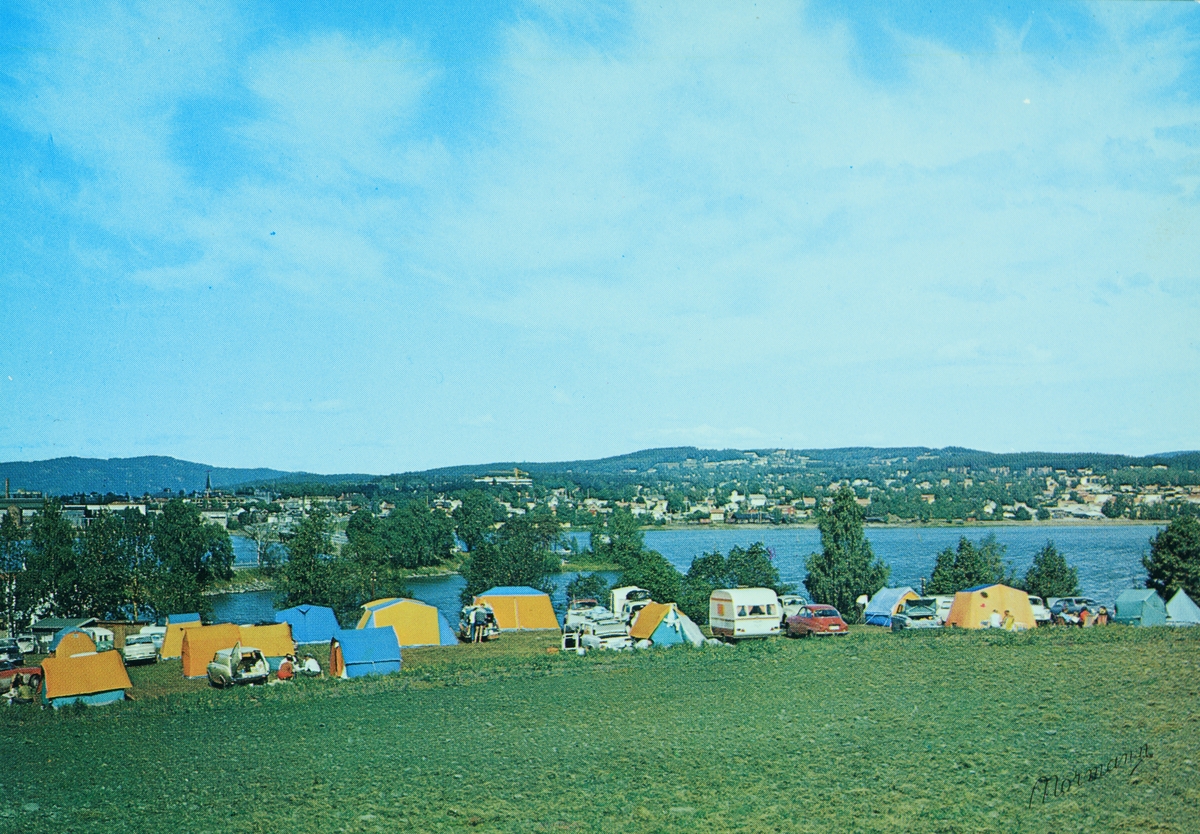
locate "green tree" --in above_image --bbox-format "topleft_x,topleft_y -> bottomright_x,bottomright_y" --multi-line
589,507 -> 645,567
803,488 -> 890,622
460,509 -> 562,603
0,513 -> 26,630
17,500 -> 81,617
925,535 -> 1014,594
1143,516 -> 1200,600
381,502 -> 456,569
616,550 -> 681,609
150,499 -> 234,617
1102,495 -> 1130,519
78,510 -> 130,618
453,491 -> 497,554
119,508 -> 157,624
1023,540 -> 1080,600
678,551 -> 728,624
565,572 -> 611,604
277,507 -> 335,609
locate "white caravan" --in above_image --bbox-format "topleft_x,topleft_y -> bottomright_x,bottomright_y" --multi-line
709,588 -> 781,640
610,586 -> 653,625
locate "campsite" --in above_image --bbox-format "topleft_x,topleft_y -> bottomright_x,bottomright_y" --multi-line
3,624 -> 1198,833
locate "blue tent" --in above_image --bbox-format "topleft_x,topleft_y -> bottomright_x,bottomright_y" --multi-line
166,613 -> 200,625
49,627 -> 93,653
276,605 -> 340,644
1167,589 -> 1200,626
1113,589 -> 1167,627
864,587 -> 919,627
330,627 -> 402,679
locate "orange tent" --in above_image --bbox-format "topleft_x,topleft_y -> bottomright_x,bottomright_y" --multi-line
238,623 -> 295,659
42,651 -> 132,708
161,621 -> 202,659
54,630 -> 98,657
180,624 -> 243,677
474,586 -> 560,630
946,584 -> 1036,630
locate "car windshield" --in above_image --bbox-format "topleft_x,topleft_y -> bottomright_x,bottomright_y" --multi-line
126,635 -> 152,644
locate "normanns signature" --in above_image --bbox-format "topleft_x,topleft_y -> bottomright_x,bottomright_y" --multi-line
1028,743 -> 1152,807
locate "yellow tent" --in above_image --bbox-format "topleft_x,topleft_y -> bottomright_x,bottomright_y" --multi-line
161,621 -> 202,659
356,598 -> 457,647
946,584 -> 1036,630
54,630 -> 98,658
238,623 -> 295,658
180,624 -> 243,678
42,651 -> 132,708
629,602 -> 673,640
473,586 -> 560,631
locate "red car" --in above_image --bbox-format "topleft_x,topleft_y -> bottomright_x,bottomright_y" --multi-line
786,604 -> 850,637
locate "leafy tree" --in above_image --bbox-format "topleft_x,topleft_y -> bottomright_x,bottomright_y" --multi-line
119,508 -> 157,623
16,500 -> 80,618
0,513 -> 26,630
78,510 -> 130,618
925,535 -> 1014,594
150,499 -> 234,617
1102,495 -> 1130,519
1023,540 -> 1080,600
340,508 -> 412,619
616,550 -> 681,610
460,509 -> 561,603
277,507 -> 335,609
725,543 -> 788,592
803,488 -> 890,622
380,502 -> 456,569
453,491 -> 497,553
565,572 -> 611,603
677,544 -> 788,625
589,507 -> 645,567
1143,516 -> 1200,600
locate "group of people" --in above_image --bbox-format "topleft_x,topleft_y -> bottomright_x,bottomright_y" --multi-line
4,672 -> 40,704
273,653 -> 321,682
1055,606 -> 1109,627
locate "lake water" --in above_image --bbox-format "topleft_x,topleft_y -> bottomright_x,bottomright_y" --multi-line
216,524 -> 1161,627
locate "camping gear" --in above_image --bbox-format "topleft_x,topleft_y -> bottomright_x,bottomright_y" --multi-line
709,588 -> 781,639
161,619 -> 203,659
276,604 -> 340,644
180,624 -> 243,678
1113,589 -> 1167,627
473,587 -> 560,631
329,628 -> 402,679
863,587 -> 920,627
945,584 -> 1036,630
50,628 -> 97,656
629,602 -> 705,647
1166,588 -> 1200,626
41,650 -> 132,708
357,598 -> 458,647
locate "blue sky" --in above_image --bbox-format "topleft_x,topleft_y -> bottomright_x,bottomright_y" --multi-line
2,1 -> 1198,474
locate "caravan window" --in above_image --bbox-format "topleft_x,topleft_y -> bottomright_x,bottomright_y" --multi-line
736,606 -> 747,617
766,604 -> 776,616
748,604 -> 768,616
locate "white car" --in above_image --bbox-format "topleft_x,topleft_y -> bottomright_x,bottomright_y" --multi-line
206,644 -> 269,687
579,618 -> 632,650
139,626 -> 167,651
121,633 -> 159,665
778,594 -> 808,624
1028,596 -> 1051,625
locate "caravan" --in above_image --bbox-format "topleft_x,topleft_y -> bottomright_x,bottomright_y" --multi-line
610,587 -> 653,625
709,588 -> 781,640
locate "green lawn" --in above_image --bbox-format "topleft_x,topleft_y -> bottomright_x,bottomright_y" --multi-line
4,627 -> 1198,833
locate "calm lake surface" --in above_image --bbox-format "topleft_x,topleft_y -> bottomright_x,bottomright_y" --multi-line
217,524 -> 1162,627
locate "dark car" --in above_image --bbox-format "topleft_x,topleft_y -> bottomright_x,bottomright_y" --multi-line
1049,597 -> 1101,617
0,638 -> 24,669
786,604 -> 850,637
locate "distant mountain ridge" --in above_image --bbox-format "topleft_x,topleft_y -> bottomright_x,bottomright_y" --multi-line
1,447 -> 1197,497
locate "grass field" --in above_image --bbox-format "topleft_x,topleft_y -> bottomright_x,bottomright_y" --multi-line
3,627 -> 1198,833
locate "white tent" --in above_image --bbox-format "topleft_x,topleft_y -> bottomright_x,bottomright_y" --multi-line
1166,588 -> 1200,626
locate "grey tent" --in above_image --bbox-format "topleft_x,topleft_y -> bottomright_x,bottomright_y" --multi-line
1113,589 -> 1167,627
1166,589 -> 1200,626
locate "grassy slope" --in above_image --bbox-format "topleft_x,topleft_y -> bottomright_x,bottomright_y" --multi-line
4,628 -> 1198,833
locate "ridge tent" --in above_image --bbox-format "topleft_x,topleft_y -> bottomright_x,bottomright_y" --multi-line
356,598 -> 458,647
161,620 -> 203,659
945,584 -> 1036,630
50,628 -> 97,656
238,623 -> 296,668
180,624 -> 243,678
473,587 -> 560,631
864,587 -> 920,627
276,605 -> 340,644
629,602 -> 705,647
41,650 -> 132,709
1113,589 -> 1167,627
1166,589 -> 1200,626
329,628 -> 402,679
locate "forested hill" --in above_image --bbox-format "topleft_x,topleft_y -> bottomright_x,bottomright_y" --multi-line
2,447 -> 1198,498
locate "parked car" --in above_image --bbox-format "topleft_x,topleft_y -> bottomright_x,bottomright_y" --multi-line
206,644 -> 269,687
786,604 -> 850,637
564,598 -> 615,628
121,633 -> 159,665
1028,596 -> 1051,625
890,598 -> 943,631
0,638 -> 24,669
15,634 -> 37,655
139,626 -> 167,651
778,594 -> 809,625
579,618 -> 632,651
1049,597 -> 1102,617
458,603 -> 500,642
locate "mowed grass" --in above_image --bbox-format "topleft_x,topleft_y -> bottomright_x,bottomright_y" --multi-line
3,627 -> 1198,833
